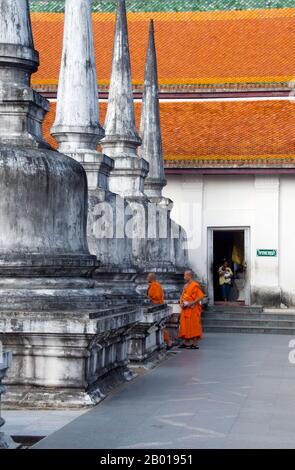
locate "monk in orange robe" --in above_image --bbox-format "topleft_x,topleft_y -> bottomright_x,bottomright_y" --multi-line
178,270 -> 204,349
147,273 -> 172,349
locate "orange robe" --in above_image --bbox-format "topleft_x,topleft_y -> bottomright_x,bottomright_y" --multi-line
179,281 -> 204,340
147,281 -> 165,305
147,281 -> 171,344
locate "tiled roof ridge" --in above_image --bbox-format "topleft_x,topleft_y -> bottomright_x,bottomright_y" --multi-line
33,82 -> 292,94
29,1 -> 295,14
164,156 -> 295,168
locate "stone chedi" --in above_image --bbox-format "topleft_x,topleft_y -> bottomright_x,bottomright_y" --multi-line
101,0 -> 151,277
139,20 -> 168,206
0,0 -> 141,407
52,0 -> 188,300
101,0 -> 187,285
101,0 -> 149,200
136,18 -> 188,296
51,0 -> 173,366
51,0 -> 105,157
0,0 -> 96,303
137,18 -> 189,340
52,0 -> 136,287
100,0 -> 181,357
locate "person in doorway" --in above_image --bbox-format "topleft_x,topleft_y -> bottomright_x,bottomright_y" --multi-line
218,259 -> 233,302
178,270 -> 204,349
147,273 -> 173,349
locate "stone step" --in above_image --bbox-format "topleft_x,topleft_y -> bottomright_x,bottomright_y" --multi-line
0,303 -> 137,315
1,302 -> 108,311
202,318 -> 295,328
203,325 -> 295,335
205,306 -> 263,314
202,312 -> 295,321
202,306 -> 295,334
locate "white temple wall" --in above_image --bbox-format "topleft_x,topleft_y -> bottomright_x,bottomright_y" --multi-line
279,176 -> 295,306
164,173 -> 295,307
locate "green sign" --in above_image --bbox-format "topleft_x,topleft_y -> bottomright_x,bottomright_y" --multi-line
257,249 -> 277,257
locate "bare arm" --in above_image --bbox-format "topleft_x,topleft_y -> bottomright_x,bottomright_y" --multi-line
187,285 -> 205,308
187,296 -> 203,308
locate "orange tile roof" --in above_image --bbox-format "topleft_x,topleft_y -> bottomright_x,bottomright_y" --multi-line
31,8 -> 295,88
43,100 -> 295,166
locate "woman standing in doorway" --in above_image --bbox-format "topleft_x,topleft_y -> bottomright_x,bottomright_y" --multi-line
218,259 -> 233,302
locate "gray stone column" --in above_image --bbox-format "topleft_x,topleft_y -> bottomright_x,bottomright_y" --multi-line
135,20 -> 188,300
51,0 -> 139,281
51,0 -> 113,192
140,20 -> 171,208
0,0 -> 140,408
101,0 -> 149,199
0,0 -> 48,147
0,0 -> 96,274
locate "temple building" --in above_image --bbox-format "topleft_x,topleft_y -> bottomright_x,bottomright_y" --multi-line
29,0 -> 295,308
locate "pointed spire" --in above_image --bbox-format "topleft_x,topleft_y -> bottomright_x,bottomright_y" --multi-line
140,20 -> 166,200
102,0 -> 141,151
101,0 -> 148,199
0,0 -> 49,146
0,0 -> 38,81
0,0 -> 34,48
51,0 -> 105,154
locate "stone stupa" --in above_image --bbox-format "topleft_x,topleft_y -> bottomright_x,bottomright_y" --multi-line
0,0 -> 141,407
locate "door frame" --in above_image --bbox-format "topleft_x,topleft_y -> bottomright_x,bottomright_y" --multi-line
207,226 -> 251,306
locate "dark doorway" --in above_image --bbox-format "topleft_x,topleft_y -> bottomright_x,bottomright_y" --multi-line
213,230 -> 245,303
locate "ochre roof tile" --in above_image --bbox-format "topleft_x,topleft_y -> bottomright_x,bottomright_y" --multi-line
43,100 -> 295,166
31,9 -> 295,87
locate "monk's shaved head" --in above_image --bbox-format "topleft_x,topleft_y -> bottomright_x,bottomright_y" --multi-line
147,272 -> 156,283
184,270 -> 194,281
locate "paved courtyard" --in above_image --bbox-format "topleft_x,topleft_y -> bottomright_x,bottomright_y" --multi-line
21,333 -> 295,449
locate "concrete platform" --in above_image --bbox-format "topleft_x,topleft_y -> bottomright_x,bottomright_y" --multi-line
25,333 -> 295,448
2,410 -> 87,440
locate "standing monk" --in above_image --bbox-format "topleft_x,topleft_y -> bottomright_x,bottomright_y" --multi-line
147,273 -> 172,349
179,270 -> 204,349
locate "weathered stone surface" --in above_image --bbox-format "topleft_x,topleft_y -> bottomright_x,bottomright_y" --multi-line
87,190 -> 134,270
51,0 -> 188,296
101,0 -> 149,199
139,20 -> 166,201
136,20 -> 188,338
0,0 -> 96,277
136,20 -> 188,292
46,0 -> 189,397
51,0 -> 104,154
50,0 -> 139,293
0,147 -> 94,269
0,352 -> 18,448
0,305 -> 139,408
128,303 -> 173,368
0,0 -> 141,408
0,0 -> 33,46
251,286 -> 281,308
0,0 -> 48,148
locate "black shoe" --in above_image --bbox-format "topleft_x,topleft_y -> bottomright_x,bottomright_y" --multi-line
190,345 -> 199,349
178,343 -> 189,349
